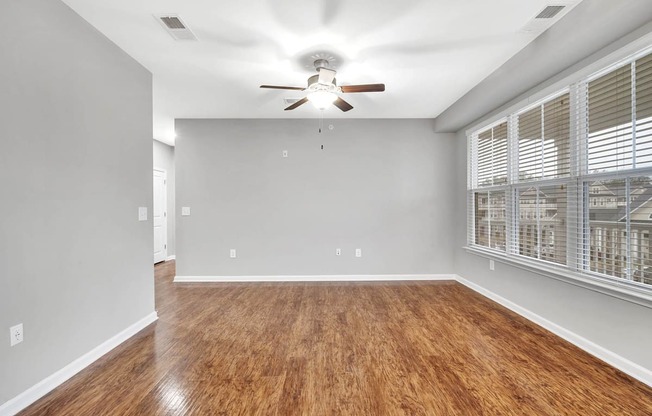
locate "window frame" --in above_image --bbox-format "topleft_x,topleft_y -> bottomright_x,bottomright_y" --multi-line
466,42 -> 652,307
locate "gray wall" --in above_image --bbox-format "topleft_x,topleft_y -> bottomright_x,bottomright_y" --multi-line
176,119 -> 455,277
451,2 -> 652,372
0,0 -> 154,405
153,140 -> 176,257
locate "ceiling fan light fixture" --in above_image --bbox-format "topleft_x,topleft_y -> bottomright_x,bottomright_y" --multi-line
307,90 -> 337,110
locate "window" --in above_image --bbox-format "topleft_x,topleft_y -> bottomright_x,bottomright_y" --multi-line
468,47 -> 652,292
516,185 -> 567,265
469,122 -> 509,253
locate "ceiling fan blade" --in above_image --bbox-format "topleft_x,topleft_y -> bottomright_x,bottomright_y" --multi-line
260,85 -> 305,91
340,84 -> 385,93
318,68 -> 336,85
333,97 -> 353,112
284,97 -> 309,111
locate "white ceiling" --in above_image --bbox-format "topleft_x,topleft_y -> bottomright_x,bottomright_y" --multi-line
61,0 -> 581,145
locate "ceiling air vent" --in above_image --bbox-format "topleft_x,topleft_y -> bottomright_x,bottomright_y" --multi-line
161,16 -> 185,29
154,14 -> 197,41
520,2 -> 577,33
535,5 -> 565,19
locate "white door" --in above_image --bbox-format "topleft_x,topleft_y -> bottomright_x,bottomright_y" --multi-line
153,169 -> 167,264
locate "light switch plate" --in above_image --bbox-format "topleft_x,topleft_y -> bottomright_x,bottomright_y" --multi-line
355,248 -> 362,258
181,207 -> 191,216
138,207 -> 148,221
336,248 -> 341,256
282,150 -> 288,158
230,249 -> 237,258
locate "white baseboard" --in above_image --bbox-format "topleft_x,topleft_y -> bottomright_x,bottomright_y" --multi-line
174,274 -> 457,283
166,255 -> 176,261
455,275 -> 652,388
0,312 -> 158,416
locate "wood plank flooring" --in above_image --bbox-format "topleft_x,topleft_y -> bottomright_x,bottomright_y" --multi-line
20,261 -> 652,415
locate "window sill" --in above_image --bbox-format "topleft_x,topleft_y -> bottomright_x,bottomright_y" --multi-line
464,246 -> 652,309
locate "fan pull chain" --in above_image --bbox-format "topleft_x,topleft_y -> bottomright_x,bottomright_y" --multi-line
319,110 -> 324,133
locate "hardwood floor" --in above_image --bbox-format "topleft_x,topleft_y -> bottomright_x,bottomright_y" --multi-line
20,261 -> 652,415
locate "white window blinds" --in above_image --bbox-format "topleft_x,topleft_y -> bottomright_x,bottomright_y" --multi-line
476,122 -> 508,187
588,65 -> 633,172
636,54 -> 652,168
517,93 -> 571,181
468,47 -> 652,292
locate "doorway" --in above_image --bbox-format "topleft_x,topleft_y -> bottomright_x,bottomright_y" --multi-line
153,168 -> 167,264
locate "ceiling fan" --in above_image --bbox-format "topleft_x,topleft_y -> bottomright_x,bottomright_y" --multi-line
260,59 -> 385,112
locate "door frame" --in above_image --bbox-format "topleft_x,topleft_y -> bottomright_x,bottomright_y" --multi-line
153,167 -> 168,264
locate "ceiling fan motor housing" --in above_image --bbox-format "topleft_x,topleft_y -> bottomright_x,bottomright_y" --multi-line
313,58 -> 331,70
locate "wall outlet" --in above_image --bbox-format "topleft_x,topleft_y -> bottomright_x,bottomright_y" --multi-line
138,207 -> 148,221
282,150 -> 288,158
10,323 -> 23,346
181,207 -> 191,216
336,248 -> 341,256
230,249 -> 237,258
355,248 -> 362,258
489,259 -> 495,271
